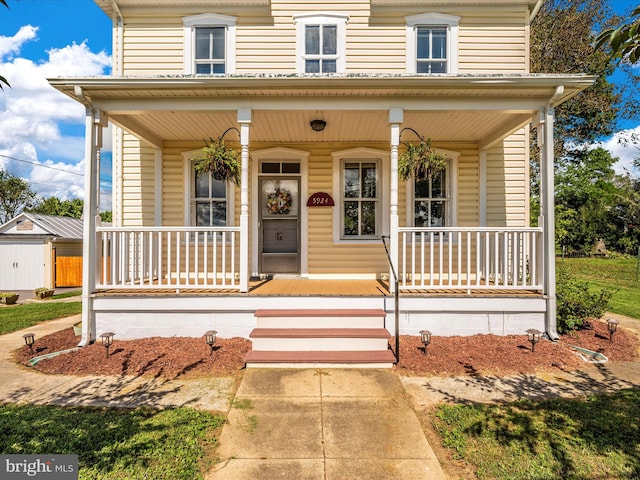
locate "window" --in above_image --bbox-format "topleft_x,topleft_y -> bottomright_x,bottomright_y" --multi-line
195,27 -> 225,74
193,167 -> 227,227
406,13 -> 460,74
413,169 -> 448,227
343,161 -> 379,237
294,13 -> 348,74
183,13 -> 237,74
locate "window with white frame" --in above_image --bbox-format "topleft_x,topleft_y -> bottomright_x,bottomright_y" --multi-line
293,13 -> 348,74
342,160 -> 379,238
413,168 -> 448,227
192,165 -> 228,227
183,13 -> 237,74
406,13 -> 460,74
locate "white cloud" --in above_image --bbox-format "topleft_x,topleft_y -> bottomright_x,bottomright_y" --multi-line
0,27 -> 111,209
597,126 -> 640,175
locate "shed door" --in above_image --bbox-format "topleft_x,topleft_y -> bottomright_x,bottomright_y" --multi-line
0,242 -> 45,290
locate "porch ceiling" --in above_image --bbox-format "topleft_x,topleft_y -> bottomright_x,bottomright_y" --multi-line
50,74 -> 596,147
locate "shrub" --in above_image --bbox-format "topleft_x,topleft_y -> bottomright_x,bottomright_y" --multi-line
556,266 -> 612,333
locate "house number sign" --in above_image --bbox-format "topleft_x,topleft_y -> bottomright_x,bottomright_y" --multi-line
306,192 -> 335,207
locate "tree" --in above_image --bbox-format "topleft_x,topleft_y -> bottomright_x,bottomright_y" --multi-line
597,6 -> 640,65
0,169 -> 38,224
0,0 -> 10,90
28,197 -> 84,218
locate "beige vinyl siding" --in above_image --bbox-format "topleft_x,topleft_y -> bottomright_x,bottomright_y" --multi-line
485,129 -> 528,227
116,2 -> 528,75
458,8 -> 528,73
121,134 -> 157,226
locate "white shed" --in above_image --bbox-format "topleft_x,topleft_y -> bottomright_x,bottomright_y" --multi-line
0,213 -> 84,290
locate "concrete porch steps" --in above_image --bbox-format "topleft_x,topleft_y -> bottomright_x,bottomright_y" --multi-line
245,309 -> 395,368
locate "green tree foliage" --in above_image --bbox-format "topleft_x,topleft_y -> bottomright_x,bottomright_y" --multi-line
99,210 -> 112,223
0,0 -> 10,90
597,5 -> 640,65
28,197 -> 84,218
0,169 -> 38,224
556,266 -> 612,333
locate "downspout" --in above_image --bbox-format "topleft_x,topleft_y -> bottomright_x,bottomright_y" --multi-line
75,86 -> 101,347
539,85 -> 564,341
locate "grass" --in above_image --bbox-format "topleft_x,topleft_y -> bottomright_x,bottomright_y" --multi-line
431,388 -> 640,480
0,404 -> 225,480
0,302 -> 82,335
559,256 -> 640,319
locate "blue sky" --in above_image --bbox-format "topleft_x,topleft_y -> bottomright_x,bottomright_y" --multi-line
0,0 -> 639,213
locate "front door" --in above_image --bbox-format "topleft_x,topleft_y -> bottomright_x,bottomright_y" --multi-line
259,177 -> 301,274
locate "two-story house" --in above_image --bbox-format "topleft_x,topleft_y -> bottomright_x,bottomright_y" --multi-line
50,0 -> 595,367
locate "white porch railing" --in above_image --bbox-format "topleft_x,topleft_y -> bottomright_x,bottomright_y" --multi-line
97,226 -> 241,290
397,227 -> 544,291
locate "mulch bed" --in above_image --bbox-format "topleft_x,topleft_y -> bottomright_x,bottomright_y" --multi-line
13,319 -> 639,380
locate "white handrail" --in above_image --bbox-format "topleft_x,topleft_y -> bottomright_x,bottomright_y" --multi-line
397,227 -> 544,291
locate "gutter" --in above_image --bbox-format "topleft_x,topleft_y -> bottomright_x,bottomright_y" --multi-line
530,0 -> 544,22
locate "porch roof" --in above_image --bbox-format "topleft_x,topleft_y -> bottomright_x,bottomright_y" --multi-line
49,73 -> 596,147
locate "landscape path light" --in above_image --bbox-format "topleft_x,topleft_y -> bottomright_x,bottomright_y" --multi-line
607,318 -> 618,343
23,333 -> 35,355
526,328 -> 542,352
100,332 -> 115,358
419,330 -> 432,355
204,330 -> 217,356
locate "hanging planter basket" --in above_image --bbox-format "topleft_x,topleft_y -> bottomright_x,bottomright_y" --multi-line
192,128 -> 241,185
398,128 -> 447,182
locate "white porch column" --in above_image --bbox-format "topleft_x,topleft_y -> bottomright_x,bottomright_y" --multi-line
389,108 -> 403,292
79,108 -> 104,346
238,108 -> 251,292
538,105 -> 558,340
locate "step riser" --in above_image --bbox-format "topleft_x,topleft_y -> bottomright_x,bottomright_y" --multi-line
246,362 -> 394,369
257,317 -> 385,329
251,337 -> 389,351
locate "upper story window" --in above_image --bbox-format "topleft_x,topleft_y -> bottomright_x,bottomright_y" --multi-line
183,13 -> 237,74
293,13 -> 348,74
406,13 -> 460,74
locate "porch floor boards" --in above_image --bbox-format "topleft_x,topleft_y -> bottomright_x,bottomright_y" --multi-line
97,278 -> 542,297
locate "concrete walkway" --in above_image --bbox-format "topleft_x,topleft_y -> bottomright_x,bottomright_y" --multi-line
207,369 -> 445,480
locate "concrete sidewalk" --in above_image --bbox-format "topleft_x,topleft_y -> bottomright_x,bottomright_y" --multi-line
207,369 -> 445,480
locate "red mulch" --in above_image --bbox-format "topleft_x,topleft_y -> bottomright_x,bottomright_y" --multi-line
14,319 -> 639,380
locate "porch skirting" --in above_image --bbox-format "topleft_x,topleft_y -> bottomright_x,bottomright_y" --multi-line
91,280 -> 545,340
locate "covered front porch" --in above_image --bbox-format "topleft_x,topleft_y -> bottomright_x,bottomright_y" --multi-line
47,74 -> 596,344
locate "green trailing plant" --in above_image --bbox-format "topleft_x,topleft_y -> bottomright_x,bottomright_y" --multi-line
398,128 -> 447,182
192,128 -> 241,185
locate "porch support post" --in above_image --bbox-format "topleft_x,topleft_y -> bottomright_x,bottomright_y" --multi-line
389,108 -> 403,294
238,108 -> 251,293
538,101 -> 559,340
79,107 -> 103,346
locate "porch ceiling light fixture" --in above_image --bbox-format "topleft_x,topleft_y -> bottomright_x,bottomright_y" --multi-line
526,328 -> 542,352
310,119 -> 326,132
204,330 -> 217,356
100,332 -> 115,358
607,318 -> 618,343
419,330 -> 432,355
23,333 -> 35,355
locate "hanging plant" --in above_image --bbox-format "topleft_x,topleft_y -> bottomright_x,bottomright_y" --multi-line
398,128 -> 447,182
192,128 -> 241,185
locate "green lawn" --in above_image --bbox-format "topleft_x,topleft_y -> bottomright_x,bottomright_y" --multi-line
0,302 -> 82,335
431,388 -> 640,480
0,404 -> 224,480
559,256 -> 640,319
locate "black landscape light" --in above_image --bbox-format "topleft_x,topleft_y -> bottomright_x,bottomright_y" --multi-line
526,328 -> 542,352
419,330 -> 432,355
100,332 -> 115,358
204,330 -> 217,355
607,318 -> 618,343
23,333 -> 35,355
